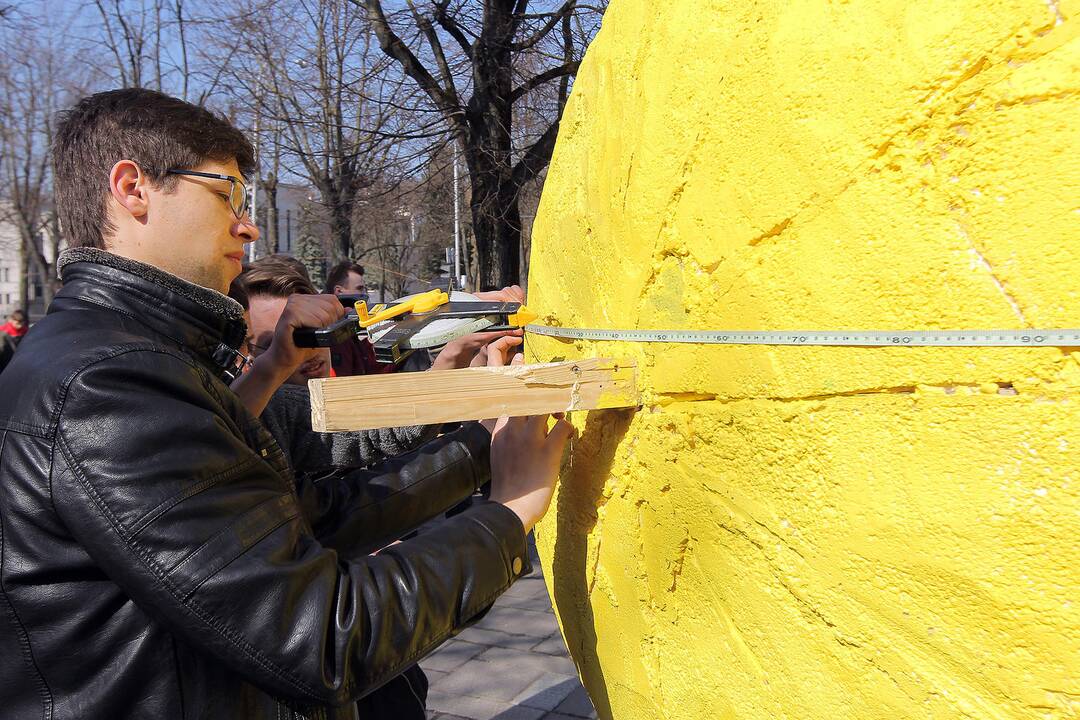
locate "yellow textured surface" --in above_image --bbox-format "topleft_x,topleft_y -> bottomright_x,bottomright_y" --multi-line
525,1 -> 1080,718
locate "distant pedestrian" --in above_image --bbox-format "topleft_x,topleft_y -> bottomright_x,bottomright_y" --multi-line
1,309 -> 27,342
0,310 -> 27,373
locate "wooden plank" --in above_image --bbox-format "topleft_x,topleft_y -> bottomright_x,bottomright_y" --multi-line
309,358 -> 639,432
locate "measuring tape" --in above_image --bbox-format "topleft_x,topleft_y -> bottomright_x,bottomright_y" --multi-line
525,325 -> 1080,347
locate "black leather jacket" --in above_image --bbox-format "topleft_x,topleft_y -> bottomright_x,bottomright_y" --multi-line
0,249 -> 530,719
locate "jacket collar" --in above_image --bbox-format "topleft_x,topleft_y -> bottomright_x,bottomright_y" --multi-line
55,248 -> 249,381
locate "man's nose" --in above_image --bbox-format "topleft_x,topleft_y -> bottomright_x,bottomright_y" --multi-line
235,216 -> 260,244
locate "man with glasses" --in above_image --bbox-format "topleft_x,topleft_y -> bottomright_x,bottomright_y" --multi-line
0,87 -> 573,719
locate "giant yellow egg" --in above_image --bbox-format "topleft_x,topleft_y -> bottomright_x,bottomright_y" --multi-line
526,1 -> 1080,718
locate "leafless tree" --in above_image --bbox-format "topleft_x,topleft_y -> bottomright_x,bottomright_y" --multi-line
352,174 -> 450,300
357,0 -> 606,288
86,0 -> 237,103
0,0 -> 607,312
226,0 -> 422,263
0,18 -> 89,312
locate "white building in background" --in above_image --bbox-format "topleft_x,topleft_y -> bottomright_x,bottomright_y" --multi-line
0,217 -> 20,312
252,183 -> 315,258
0,206 -> 62,319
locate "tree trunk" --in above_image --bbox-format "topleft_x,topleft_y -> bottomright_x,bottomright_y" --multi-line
26,237 -> 55,306
263,173 -> 279,253
18,240 -> 29,318
321,179 -> 354,263
465,3 -> 520,289
470,179 -> 521,290
332,200 -> 351,262
359,0 -> 600,289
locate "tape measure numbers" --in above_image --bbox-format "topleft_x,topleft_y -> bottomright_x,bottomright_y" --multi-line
525,325 -> 1080,347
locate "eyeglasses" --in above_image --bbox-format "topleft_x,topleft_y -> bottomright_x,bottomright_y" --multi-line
166,169 -> 251,220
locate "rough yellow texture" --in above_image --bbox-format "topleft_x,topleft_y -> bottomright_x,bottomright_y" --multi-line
525,1 -> 1080,718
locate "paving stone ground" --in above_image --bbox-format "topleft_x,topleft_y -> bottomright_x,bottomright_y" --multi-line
423,538 -> 597,720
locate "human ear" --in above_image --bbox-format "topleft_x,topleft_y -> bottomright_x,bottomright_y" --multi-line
108,160 -> 150,220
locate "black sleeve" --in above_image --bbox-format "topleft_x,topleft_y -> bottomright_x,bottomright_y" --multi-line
53,349 -> 529,707
296,423 -> 493,556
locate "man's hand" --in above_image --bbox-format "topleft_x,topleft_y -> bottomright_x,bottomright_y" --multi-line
431,285 -> 527,370
261,294 -> 345,377
433,329 -> 523,371
232,295 -> 345,418
472,285 -> 525,304
489,411 -> 574,534
479,333 -> 574,533
478,336 -> 524,433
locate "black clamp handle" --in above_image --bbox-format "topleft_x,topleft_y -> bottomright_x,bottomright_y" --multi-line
292,315 -> 359,348
292,294 -> 368,348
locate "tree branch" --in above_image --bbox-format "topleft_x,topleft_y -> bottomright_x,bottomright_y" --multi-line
406,1 -> 458,104
510,0 -> 575,51
510,115 -> 561,191
433,0 -> 473,60
354,0 -> 467,137
510,60 -> 579,103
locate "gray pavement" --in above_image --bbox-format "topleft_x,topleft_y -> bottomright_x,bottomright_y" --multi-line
423,539 -> 598,720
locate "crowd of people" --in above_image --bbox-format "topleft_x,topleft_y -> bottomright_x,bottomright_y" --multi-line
0,87 -> 572,720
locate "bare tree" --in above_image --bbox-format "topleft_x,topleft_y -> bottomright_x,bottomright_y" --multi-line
227,0 -> 419,262
357,0 -> 606,288
91,0 -> 159,89
85,0 -> 235,104
352,175 -> 448,299
0,22 -> 83,312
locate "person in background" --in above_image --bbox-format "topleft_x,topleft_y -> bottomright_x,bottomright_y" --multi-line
238,260 -> 532,719
230,267 -> 477,719
323,259 -> 395,376
0,309 -> 26,373
262,252 -> 312,283
239,257 -> 526,469
232,262 -> 435,471
241,257 -> 334,385
1,309 -> 27,342
325,259 -> 367,297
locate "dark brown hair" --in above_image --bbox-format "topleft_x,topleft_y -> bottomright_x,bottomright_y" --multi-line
256,254 -> 311,282
226,279 -> 249,311
53,88 -> 255,250
324,260 -> 365,294
239,256 -> 316,298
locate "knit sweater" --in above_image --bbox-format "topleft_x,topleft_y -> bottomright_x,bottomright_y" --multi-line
259,383 -> 439,471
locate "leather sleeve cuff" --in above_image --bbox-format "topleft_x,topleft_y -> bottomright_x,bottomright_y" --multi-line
454,421 -> 493,491
475,498 -> 532,578
457,499 -> 533,624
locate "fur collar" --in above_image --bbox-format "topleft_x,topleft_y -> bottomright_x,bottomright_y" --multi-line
58,247 -> 244,322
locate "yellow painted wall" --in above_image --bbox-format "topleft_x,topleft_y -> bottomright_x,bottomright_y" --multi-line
525,1 -> 1080,718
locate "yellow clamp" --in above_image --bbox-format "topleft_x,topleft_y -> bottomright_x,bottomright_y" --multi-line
508,305 -> 538,327
355,288 -> 449,328
354,289 -> 539,329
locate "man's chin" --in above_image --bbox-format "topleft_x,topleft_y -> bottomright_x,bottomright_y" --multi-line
221,263 -> 243,292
